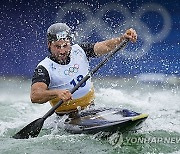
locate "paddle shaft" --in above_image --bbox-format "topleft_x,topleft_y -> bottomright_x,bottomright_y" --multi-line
42,39 -> 129,120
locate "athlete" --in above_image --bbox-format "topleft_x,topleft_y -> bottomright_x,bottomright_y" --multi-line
30,23 -> 137,115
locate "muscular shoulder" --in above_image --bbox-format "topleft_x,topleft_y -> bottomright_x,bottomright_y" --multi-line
31,65 -> 50,87
79,43 -> 97,58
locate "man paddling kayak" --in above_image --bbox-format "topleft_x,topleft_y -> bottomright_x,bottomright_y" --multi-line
30,23 -> 137,115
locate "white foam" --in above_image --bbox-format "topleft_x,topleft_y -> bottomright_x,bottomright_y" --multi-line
0,78 -> 180,137
95,86 -> 180,133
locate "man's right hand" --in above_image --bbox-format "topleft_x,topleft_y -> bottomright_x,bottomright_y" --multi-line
55,89 -> 73,102
31,82 -> 72,104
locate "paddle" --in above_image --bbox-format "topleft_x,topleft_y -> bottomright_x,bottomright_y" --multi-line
12,38 -> 129,139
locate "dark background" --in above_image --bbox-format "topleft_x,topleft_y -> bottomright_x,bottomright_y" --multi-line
0,0 -> 179,78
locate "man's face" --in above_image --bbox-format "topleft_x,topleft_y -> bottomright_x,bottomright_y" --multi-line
48,39 -> 71,63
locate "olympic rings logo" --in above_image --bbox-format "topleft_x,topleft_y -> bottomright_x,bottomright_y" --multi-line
64,64 -> 79,76
55,2 -> 171,59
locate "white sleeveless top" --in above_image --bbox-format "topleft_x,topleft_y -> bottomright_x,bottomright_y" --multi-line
38,44 -> 93,99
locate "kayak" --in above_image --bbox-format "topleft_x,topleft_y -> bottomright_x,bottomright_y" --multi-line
12,107 -> 148,139
63,108 -> 148,134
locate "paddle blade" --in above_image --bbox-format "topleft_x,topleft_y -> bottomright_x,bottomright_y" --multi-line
12,118 -> 45,139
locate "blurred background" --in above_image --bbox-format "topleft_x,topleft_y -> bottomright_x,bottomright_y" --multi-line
0,1 -> 180,153
0,0 -> 179,82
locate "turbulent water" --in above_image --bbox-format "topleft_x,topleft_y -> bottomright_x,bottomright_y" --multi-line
0,76 -> 180,154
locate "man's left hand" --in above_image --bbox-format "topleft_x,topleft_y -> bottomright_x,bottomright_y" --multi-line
123,28 -> 137,42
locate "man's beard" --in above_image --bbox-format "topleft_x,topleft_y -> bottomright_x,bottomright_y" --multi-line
50,51 -> 71,65
57,53 -> 70,64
